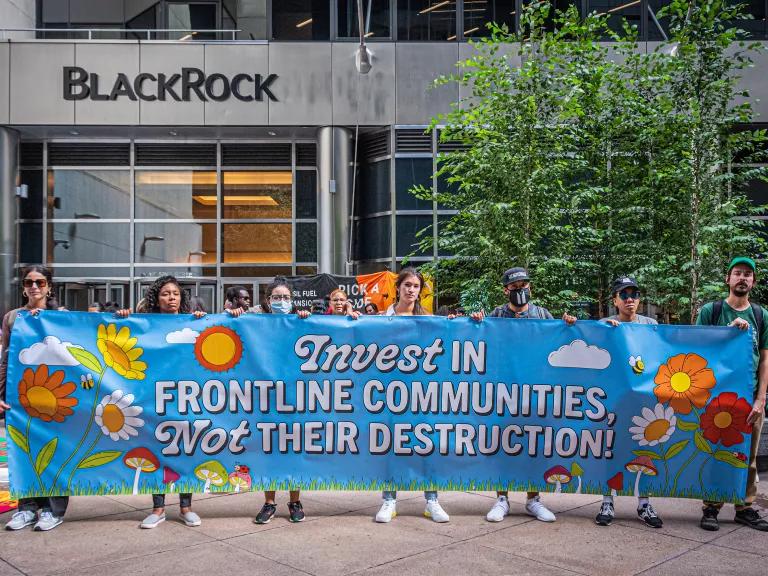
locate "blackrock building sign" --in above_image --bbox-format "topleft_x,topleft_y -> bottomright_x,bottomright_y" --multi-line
63,66 -> 279,102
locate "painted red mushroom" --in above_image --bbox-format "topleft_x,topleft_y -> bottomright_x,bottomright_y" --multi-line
544,465 -> 572,493
625,456 -> 657,497
163,466 -> 180,492
123,447 -> 159,495
228,464 -> 252,493
607,472 -> 624,497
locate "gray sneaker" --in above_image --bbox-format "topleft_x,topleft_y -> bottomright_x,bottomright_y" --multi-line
5,510 -> 36,531
180,510 -> 201,527
33,511 -> 63,531
140,512 -> 166,529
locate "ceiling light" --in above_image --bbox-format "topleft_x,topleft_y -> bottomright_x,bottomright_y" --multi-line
464,27 -> 480,35
268,130 -> 277,136
69,130 -> 79,136
296,18 -> 313,28
169,130 -> 178,136
419,1 -> 451,15
193,195 -> 279,206
136,171 -> 293,186
364,31 -> 375,38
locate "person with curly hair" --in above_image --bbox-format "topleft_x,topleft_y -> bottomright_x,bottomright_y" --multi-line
116,275 -> 206,529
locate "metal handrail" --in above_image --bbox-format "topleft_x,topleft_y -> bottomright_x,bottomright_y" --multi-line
0,28 -> 242,40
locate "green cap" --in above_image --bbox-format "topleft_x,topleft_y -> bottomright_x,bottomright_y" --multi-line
728,256 -> 756,273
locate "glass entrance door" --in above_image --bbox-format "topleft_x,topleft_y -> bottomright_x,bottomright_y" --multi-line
57,282 -> 129,311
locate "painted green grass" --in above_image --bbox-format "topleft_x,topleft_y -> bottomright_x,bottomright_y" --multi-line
9,477 -> 743,504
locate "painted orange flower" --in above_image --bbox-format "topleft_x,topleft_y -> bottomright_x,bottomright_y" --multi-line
700,392 -> 752,447
653,353 -> 715,414
18,364 -> 78,423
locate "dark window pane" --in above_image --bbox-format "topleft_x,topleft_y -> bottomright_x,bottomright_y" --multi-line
222,171 -> 292,219
48,170 -> 130,219
126,2 -> 159,39
167,3 -> 218,40
135,171 -> 217,219
47,223 -> 130,264
19,223 -> 42,264
338,0 -> 391,38
135,223 -> 217,264
296,222 -> 318,262
587,0 -> 641,37
464,0 -> 515,38
20,170 -> 43,220
358,159 -> 391,216
746,178 -> 768,206
272,0 -> 330,40
396,158 -> 433,210
396,214 -> 433,257
647,0 -> 671,40
235,0 -> 268,40
521,0 -> 578,33
296,170 -> 318,218
354,216 -> 391,260
397,0 -> 456,41
222,223 -> 292,264
728,0 -> 766,38
436,170 -> 459,210
437,214 -> 455,256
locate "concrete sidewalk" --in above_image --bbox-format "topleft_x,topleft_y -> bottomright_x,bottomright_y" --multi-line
0,488 -> 766,576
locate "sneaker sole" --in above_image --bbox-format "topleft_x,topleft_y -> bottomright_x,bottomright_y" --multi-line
486,516 -> 505,523
5,521 -> 36,531
526,511 -> 555,522
140,517 -> 166,529
700,522 -> 719,532
595,518 -> 613,526
254,516 -> 274,525
375,512 -> 396,523
639,518 -> 663,529
289,517 -> 305,523
34,519 -> 63,532
424,512 -> 449,523
182,520 -> 202,527
734,517 -> 768,531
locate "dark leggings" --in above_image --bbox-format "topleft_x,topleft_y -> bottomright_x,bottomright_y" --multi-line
152,493 -> 192,509
18,496 -> 69,517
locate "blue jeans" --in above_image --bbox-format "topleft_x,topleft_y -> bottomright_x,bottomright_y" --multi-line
382,490 -> 437,501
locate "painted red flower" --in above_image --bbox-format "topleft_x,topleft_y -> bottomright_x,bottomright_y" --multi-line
699,392 -> 752,447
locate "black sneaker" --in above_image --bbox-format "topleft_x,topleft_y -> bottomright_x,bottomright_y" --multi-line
595,502 -> 614,526
288,501 -> 305,523
734,507 -> 768,531
700,505 -> 720,531
638,504 -> 663,528
254,503 -> 277,524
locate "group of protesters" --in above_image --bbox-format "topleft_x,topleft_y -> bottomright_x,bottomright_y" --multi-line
0,257 -> 766,534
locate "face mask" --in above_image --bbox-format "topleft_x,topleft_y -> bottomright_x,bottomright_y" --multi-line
271,300 -> 293,314
509,287 -> 530,307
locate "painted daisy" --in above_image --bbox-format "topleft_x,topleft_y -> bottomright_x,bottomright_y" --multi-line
94,390 -> 144,441
629,403 -> 677,446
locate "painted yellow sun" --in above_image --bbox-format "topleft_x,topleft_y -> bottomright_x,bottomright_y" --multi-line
194,326 -> 243,372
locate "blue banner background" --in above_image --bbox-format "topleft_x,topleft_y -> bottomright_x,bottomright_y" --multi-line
5,311 -> 754,502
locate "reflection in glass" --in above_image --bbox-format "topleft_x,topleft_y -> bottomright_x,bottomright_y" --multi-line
521,0 -> 579,33
48,170 -> 130,219
19,224 -> 43,264
396,158 -> 433,210
463,0 -> 515,39
354,216 -> 391,260
397,0 -> 456,41
135,171 -> 217,219
222,171 -> 292,219
167,2 -> 218,39
337,0 -> 391,38
222,223 -> 292,263
296,222 -> 318,262
134,223 -> 217,264
396,214 -> 433,257
272,0 -> 330,40
20,170 -> 43,220
47,223 -> 130,264
357,160 -> 391,216
296,170 -> 318,218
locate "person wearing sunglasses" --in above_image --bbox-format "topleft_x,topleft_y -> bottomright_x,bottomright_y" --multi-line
2,265 -> 71,532
595,275 -> 663,529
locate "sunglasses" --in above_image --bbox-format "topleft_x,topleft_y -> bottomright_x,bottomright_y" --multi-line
23,278 -> 48,288
618,290 -> 641,301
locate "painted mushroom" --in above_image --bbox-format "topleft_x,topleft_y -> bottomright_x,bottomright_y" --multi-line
570,462 -> 584,494
163,466 -> 180,492
194,459 -> 228,493
625,456 -> 657,498
607,472 -> 624,497
544,465 -> 572,493
124,447 -> 159,495
228,464 -> 252,493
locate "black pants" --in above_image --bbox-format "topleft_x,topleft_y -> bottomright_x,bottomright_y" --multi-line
152,493 -> 192,509
18,497 -> 69,517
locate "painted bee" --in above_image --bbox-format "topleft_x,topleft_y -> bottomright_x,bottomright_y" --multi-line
629,356 -> 645,375
80,373 -> 94,390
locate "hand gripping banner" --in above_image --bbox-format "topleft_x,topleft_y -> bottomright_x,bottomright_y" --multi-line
5,311 -> 754,502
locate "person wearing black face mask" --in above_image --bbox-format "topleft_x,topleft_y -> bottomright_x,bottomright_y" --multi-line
468,266 -> 576,524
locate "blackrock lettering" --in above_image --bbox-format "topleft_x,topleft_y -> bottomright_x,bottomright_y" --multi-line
62,66 -> 278,102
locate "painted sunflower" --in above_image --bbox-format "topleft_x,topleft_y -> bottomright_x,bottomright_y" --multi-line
653,353 -> 715,414
700,392 -> 752,447
18,364 -> 78,423
97,324 -> 147,380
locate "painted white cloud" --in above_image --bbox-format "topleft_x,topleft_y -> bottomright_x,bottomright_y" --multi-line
19,336 -> 83,366
165,328 -> 199,344
547,339 -> 611,370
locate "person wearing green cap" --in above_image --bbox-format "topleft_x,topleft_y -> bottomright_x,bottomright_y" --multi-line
696,256 -> 768,532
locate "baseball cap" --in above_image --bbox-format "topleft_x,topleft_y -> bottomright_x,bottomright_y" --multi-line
728,256 -> 756,273
502,267 -> 530,286
611,276 -> 639,295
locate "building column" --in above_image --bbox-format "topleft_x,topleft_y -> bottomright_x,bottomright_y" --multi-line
316,126 -> 352,275
0,128 -> 19,318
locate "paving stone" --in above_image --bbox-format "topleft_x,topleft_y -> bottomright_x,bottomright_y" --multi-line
639,542 -> 765,576
708,525 -> 768,556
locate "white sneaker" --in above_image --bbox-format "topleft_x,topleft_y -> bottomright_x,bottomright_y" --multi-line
33,511 -> 63,531
525,496 -> 556,522
375,500 -> 397,523
180,511 -> 201,527
424,500 -> 450,523
486,495 -> 510,522
5,510 -> 36,530
140,512 -> 166,529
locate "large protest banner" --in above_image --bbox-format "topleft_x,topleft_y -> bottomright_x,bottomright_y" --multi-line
5,311 -> 754,502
